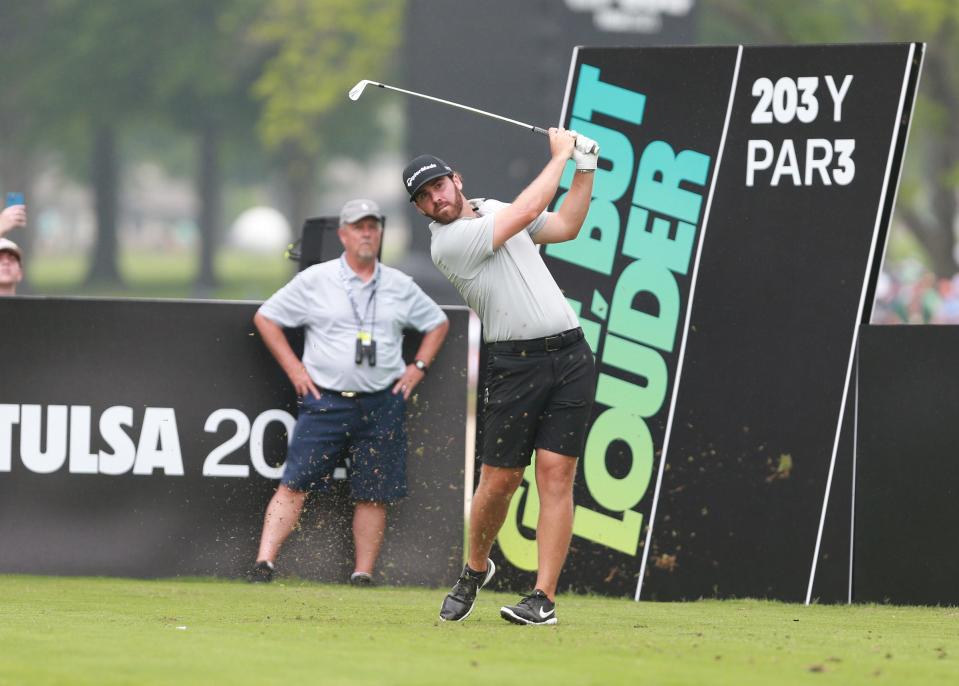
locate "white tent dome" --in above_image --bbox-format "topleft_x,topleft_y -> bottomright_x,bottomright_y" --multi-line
229,206 -> 291,252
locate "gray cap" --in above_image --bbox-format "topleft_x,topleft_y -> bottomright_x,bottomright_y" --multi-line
339,198 -> 384,226
0,237 -> 21,262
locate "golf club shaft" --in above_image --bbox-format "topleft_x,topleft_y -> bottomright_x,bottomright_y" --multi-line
367,82 -> 549,137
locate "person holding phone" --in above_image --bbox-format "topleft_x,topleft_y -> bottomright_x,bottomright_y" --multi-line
0,193 -> 27,296
0,238 -> 23,296
1,192 -> 27,239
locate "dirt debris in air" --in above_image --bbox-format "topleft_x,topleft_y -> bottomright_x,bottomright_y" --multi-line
766,453 -> 793,482
653,553 -> 678,572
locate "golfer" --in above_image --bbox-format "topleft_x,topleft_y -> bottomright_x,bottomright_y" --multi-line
403,127 -> 598,625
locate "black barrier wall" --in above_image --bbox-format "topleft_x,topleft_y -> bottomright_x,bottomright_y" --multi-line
855,325 -> 959,606
486,44 -> 922,602
0,298 -> 471,586
646,44 -> 921,603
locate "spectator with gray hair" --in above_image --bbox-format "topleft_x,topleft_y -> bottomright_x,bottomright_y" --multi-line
248,198 -> 449,585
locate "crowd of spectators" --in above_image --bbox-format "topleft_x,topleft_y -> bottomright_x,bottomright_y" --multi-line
872,262 -> 959,324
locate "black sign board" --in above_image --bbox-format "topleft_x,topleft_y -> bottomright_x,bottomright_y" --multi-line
0,298 -> 471,586
855,325 -> 959,606
491,44 -> 923,601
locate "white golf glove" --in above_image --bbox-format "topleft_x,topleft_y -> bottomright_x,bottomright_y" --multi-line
570,131 -> 599,172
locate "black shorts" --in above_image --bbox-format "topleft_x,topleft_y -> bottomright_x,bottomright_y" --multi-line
481,328 -> 596,468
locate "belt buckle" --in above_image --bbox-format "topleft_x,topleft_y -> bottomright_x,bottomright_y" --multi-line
545,335 -> 561,352
341,391 -> 357,398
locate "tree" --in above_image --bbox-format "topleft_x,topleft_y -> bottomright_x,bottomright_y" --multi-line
149,0 -> 267,291
866,1 -> 959,278
20,1 -> 272,290
34,0 -> 185,286
249,0 -> 404,230
0,3 -> 58,273
702,0 -> 959,277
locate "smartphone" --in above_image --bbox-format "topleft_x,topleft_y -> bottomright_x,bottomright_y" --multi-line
5,192 -> 24,207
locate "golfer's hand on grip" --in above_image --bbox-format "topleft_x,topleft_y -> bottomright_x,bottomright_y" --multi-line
570,131 -> 599,171
548,127 -> 576,161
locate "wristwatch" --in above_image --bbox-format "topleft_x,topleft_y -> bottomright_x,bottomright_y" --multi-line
414,359 -> 428,374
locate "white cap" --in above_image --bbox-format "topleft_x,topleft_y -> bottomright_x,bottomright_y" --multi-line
340,198 -> 384,226
0,237 -> 21,261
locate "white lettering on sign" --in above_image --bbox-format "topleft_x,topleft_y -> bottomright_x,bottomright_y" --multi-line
99,406 -> 136,475
133,408 -> 184,476
20,405 -> 68,474
746,74 -> 856,187
564,0 -> 695,34
746,138 -> 855,187
825,74 -> 853,122
0,404 -> 20,472
0,405 -> 294,479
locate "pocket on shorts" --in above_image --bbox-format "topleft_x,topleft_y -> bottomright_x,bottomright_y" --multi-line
485,352 -> 541,409
299,391 -> 330,414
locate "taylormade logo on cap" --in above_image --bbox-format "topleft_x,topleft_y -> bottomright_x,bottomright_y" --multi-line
402,154 -> 453,200
406,163 -> 437,188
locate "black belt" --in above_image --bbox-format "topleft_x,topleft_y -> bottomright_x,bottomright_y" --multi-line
318,386 -> 390,399
487,327 -> 584,354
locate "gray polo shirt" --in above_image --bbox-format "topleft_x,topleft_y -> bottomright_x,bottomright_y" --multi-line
429,199 -> 578,343
258,256 -> 447,392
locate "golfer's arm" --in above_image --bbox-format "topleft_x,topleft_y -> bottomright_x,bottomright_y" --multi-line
253,312 -> 303,378
533,170 -> 594,245
492,153 -> 570,250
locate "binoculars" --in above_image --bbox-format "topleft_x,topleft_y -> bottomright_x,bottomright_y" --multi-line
355,338 -> 377,367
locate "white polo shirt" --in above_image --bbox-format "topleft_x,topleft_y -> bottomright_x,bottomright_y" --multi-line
429,199 -> 578,343
258,256 -> 447,392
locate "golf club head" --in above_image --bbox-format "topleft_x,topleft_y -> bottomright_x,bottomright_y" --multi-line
348,80 -> 373,101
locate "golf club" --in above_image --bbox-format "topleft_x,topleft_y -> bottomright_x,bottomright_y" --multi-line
348,79 -> 598,153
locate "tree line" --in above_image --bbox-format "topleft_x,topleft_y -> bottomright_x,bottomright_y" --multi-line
703,0 -> 959,277
0,0 -> 403,287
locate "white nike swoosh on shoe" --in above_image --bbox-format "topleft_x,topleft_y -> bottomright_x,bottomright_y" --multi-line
499,606 -> 558,625
482,559 -> 496,587
538,607 -> 555,618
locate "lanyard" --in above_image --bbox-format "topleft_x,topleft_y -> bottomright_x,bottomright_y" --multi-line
338,255 -> 378,333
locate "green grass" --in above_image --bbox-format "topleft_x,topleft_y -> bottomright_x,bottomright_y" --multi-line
0,576 -> 956,685
25,249 -> 295,301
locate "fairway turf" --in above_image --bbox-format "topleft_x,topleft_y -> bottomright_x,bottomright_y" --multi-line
0,576 -> 956,685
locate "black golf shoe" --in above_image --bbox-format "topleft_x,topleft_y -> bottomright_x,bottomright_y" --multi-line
349,572 -> 373,586
500,589 -> 557,625
246,560 -> 274,583
438,559 -> 496,622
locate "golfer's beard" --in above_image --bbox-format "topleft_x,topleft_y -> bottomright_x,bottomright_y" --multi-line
429,194 -> 464,224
